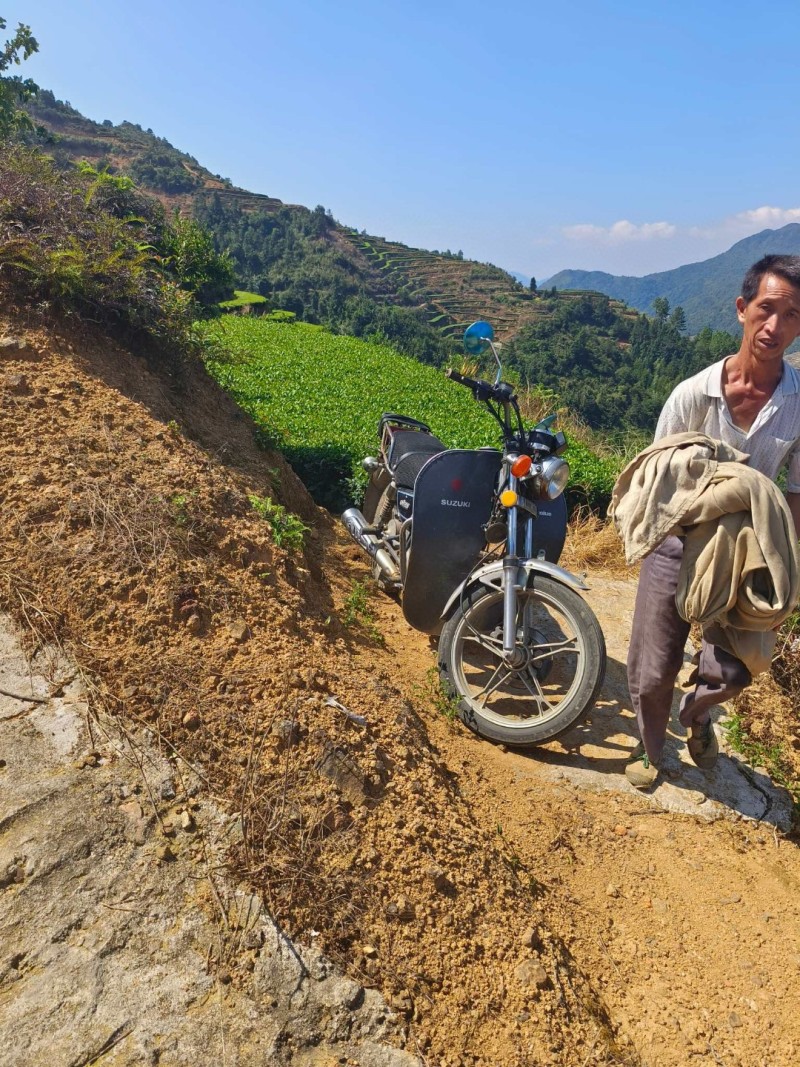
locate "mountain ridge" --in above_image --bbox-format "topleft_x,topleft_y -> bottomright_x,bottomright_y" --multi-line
544,224 -> 800,335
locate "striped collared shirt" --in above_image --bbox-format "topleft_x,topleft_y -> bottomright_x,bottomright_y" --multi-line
655,357 -> 800,493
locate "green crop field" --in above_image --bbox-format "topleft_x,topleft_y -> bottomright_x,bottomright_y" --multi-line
205,318 -> 619,512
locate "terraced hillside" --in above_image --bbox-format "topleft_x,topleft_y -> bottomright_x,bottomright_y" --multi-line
27,91 -> 638,353
346,233 -> 641,340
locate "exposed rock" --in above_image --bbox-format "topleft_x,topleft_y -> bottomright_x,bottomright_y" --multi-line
228,618 -> 249,643
515,959 -> 549,990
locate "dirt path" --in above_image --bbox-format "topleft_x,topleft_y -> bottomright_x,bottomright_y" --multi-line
359,562 -> 800,1067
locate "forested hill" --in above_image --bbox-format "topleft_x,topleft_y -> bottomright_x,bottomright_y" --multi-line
23,91 -> 738,433
28,90 -> 571,357
545,224 -> 800,335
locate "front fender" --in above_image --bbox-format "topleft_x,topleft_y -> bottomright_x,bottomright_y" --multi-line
440,558 -> 589,621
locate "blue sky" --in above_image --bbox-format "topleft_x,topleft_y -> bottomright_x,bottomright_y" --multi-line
8,1 -> 800,280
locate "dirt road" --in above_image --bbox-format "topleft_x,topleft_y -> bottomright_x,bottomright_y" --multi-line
365,566 -> 800,1067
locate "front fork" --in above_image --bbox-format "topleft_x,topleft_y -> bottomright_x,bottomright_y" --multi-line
502,473 -> 534,669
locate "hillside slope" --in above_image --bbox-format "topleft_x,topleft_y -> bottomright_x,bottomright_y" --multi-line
0,312 -> 630,1067
27,92 -> 635,354
546,223 -> 800,335
2,313 -> 800,1067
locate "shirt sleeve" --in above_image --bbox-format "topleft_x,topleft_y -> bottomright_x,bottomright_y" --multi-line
654,383 -> 690,441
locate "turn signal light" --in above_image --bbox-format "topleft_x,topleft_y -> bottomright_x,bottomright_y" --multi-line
510,454 -> 532,478
500,489 -> 518,507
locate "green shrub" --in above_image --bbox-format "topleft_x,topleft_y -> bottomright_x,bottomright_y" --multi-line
248,493 -> 308,550
0,147 -> 232,359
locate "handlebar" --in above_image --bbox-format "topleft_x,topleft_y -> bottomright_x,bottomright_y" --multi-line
446,369 -> 516,404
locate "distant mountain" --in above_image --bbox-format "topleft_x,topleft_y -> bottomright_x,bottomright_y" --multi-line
544,225 -> 800,336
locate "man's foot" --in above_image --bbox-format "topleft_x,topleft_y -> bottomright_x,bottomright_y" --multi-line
687,718 -> 718,770
625,743 -> 659,789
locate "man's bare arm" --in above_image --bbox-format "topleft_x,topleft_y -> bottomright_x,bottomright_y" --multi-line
787,492 -> 800,539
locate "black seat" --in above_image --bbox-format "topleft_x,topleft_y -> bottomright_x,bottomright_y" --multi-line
387,430 -> 446,488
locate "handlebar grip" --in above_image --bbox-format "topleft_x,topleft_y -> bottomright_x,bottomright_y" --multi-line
446,368 -> 488,392
446,368 -> 472,386
446,368 -> 512,405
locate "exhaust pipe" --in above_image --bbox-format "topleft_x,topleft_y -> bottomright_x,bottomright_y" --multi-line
341,508 -> 401,584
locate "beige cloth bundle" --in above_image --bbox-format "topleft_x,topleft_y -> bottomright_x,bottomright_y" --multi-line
609,432 -> 800,675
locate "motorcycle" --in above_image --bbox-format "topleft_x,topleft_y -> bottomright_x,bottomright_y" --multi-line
342,321 -> 606,746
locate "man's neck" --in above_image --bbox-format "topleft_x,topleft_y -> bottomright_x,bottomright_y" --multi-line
721,351 -> 784,432
725,348 -> 784,391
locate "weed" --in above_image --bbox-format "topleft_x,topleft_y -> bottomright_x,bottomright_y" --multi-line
341,580 -> 383,642
171,492 -> 194,527
723,710 -> 800,812
247,493 -> 307,550
424,665 -> 461,722
342,580 -> 369,626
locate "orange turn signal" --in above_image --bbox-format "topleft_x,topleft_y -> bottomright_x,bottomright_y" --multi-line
510,454 -> 532,478
500,489 -> 518,507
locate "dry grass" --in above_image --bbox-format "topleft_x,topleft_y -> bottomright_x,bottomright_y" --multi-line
560,507 -> 631,578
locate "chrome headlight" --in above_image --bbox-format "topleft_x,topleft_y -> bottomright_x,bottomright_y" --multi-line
537,456 -> 570,499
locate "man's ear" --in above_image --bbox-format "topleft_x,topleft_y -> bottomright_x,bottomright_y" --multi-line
735,295 -> 747,325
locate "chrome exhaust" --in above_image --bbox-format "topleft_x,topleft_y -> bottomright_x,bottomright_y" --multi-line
341,508 -> 401,583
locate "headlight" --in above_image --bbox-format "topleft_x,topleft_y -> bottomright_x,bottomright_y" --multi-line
536,457 -> 570,499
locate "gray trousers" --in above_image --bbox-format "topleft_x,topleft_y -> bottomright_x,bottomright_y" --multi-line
627,536 -> 751,764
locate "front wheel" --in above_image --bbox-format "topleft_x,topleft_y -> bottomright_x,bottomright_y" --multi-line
438,576 -> 606,746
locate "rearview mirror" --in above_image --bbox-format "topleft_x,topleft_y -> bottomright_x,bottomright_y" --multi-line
463,320 -> 494,356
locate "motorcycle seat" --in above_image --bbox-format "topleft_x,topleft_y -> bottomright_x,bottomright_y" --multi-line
387,430 -> 446,488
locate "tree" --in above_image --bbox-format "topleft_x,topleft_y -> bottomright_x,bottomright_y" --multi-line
0,18 -> 39,139
652,296 -> 670,320
529,276 -> 537,292
670,305 -> 687,332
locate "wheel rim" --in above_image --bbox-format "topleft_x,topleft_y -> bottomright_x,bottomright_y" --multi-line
449,587 -> 588,734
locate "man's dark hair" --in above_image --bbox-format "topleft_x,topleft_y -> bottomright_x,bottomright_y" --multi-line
741,254 -> 800,303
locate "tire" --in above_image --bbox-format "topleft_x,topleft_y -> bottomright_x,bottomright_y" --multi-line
438,576 -> 606,746
362,482 -> 387,526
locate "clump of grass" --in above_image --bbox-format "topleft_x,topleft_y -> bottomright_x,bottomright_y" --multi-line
727,611 -> 800,816
771,610 -> 800,698
423,665 -> 461,723
560,506 -> 629,577
341,579 -> 383,642
248,493 -> 308,550
723,709 -> 800,813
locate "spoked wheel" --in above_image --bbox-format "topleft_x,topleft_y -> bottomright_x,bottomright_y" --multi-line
438,576 -> 606,746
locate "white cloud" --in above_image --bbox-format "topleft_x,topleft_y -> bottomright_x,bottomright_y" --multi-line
735,206 -> 800,226
540,205 -> 800,278
688,206 -> 800,239
562,206 -> 800,248
562,219 -> 677,243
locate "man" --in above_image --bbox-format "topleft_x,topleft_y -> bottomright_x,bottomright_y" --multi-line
625,254 -> 800,788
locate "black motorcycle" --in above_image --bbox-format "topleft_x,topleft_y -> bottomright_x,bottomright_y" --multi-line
342,321 -> 606,746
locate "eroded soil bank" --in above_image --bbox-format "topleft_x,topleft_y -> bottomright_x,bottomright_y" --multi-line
1,317 -> 799,1067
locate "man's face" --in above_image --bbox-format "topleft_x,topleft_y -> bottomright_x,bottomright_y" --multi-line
736,272 -> 800,361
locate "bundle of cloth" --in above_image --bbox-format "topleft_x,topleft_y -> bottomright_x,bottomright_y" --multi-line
609,431 -> 800,675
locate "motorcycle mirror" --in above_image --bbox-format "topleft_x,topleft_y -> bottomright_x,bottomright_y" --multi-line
463,320 -> 494,355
